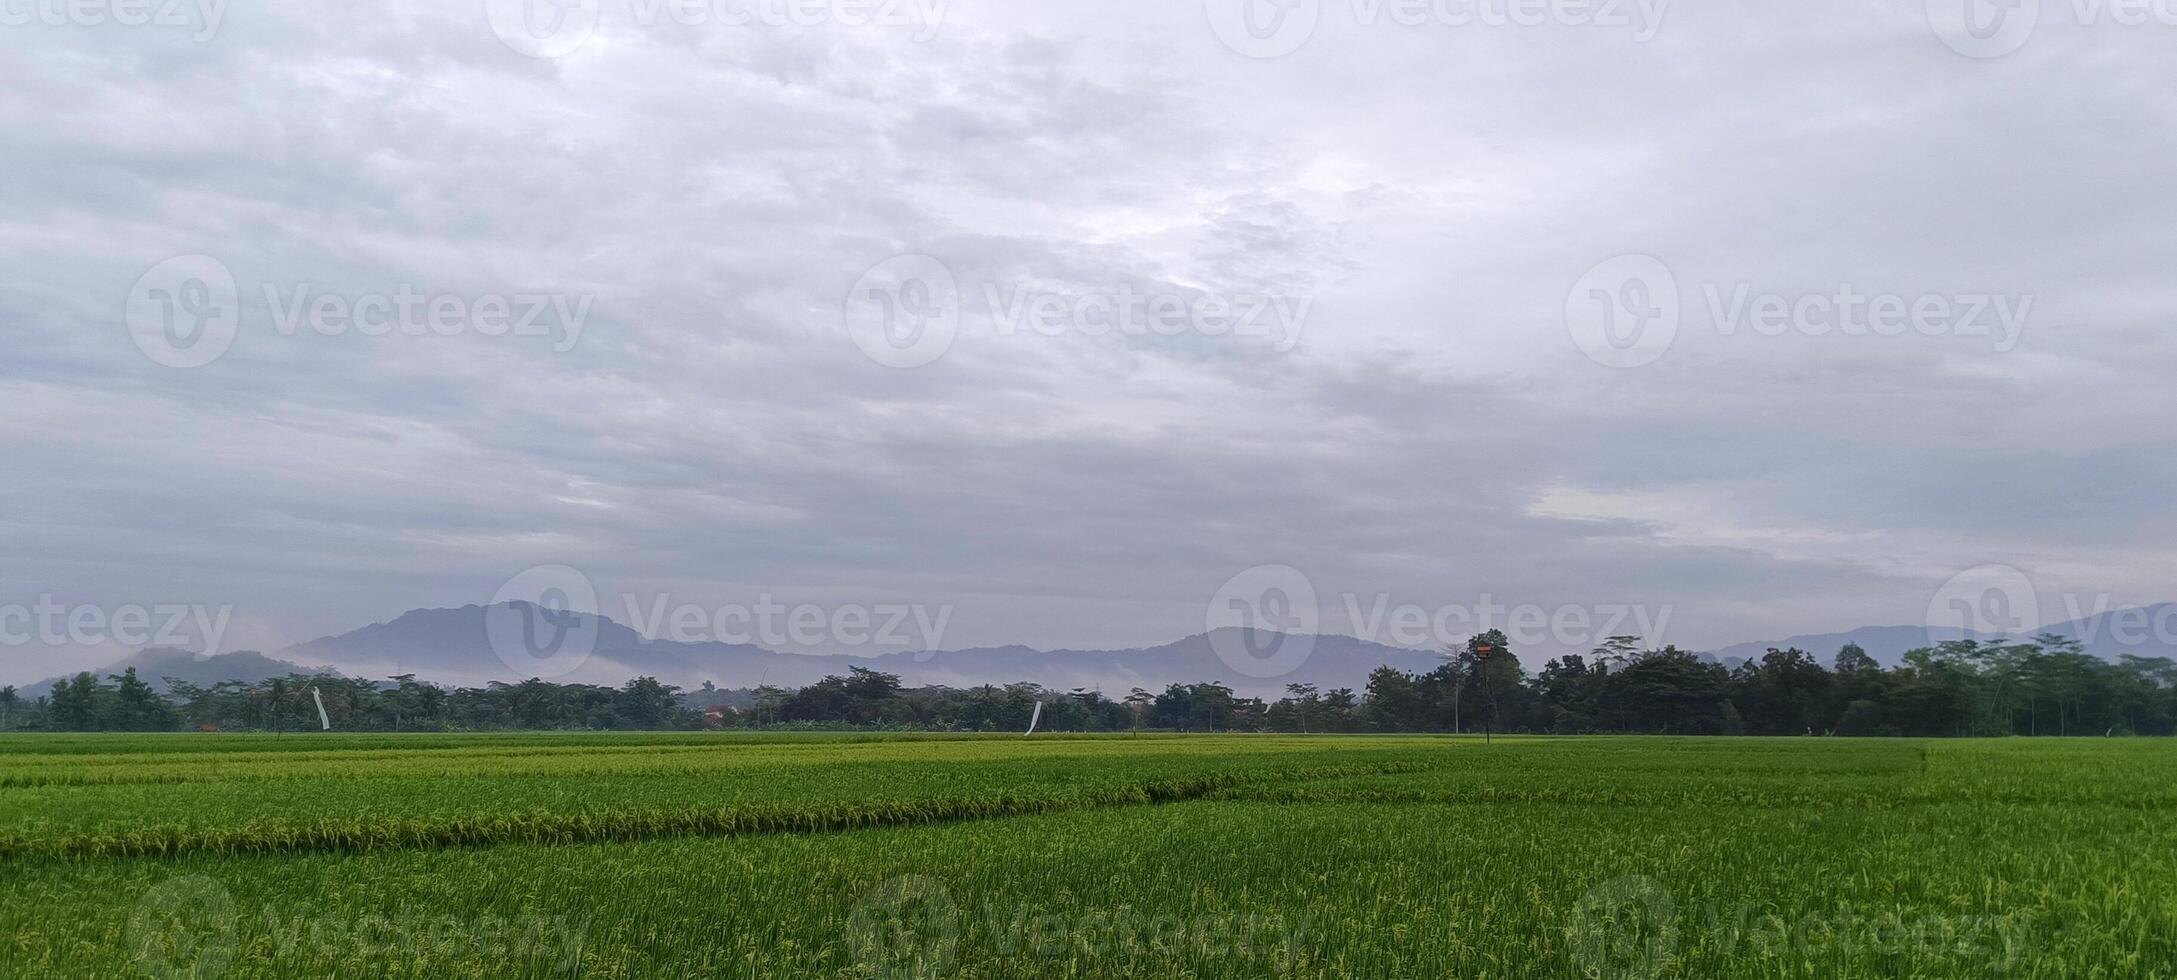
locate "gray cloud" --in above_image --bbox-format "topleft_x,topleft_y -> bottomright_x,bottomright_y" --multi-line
3,0 -> 2173,682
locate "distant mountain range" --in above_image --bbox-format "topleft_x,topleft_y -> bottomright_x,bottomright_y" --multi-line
29,601 -> 2177,701
29,646 -> 329,697
30,604 -> 1444,699
1706,603 -> 2177,667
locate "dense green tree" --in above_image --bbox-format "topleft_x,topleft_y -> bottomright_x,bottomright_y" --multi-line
49,673 -> 101,731
1278,684 -> 1320,733
1599,648 -> 1730,734
1729,648 -> 1836,735
107,667 -> 177,731
8,631 -> 2175,737
1834,699 -> 1885,736
1363,666 -> 1424,731
614,676 -> 686,729
1149,682 -> 1238,731
1457,630 -> 1528,734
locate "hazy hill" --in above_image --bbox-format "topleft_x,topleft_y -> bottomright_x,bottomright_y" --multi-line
246,605 -> 1441,696
1706,603 -> 2177,667
47,600 -> 2177,700
21,647 -> 328,699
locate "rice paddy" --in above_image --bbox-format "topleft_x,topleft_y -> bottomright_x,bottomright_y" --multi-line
1,734 -> 2171,978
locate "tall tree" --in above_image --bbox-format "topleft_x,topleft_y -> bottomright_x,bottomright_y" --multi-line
1283,683 -> 1319,733
50,673 -> 102,731
1458,630 -> 1526,737
108,668 -> 177,732
1599,647 -> 1729,734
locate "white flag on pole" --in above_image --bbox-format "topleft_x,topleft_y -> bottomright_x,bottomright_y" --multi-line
310,686 -> 332,731
1025,700 -> 1044,736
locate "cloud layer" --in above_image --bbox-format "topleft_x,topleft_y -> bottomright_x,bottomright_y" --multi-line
4,0 -> 2174,681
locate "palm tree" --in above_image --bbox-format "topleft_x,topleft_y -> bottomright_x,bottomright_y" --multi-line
1123,688 -> 1153,732
1284,683 -> 1320,733
257,677 -> 292,733
0,685 -> 17,729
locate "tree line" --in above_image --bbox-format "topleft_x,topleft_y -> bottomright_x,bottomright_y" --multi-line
8,671 -> 689,733
7,631 -> 2173,735
1376,631 -> 2177,737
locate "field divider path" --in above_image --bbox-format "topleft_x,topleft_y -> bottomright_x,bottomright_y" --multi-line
0,760 -> 1437,864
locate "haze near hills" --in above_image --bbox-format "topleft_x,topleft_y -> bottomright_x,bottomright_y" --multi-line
38,601 -> 2177,699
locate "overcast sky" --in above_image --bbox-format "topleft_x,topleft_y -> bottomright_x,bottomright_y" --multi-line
3,0 -> 2173,680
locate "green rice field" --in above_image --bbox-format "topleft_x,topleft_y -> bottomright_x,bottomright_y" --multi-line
1,734 -> 2171,978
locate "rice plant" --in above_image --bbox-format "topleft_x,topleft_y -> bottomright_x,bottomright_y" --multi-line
1,735 -> 2170,978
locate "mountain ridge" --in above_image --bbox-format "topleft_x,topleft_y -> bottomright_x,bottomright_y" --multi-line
1707,603 -> 2177,667
28,601 -> 2177,700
